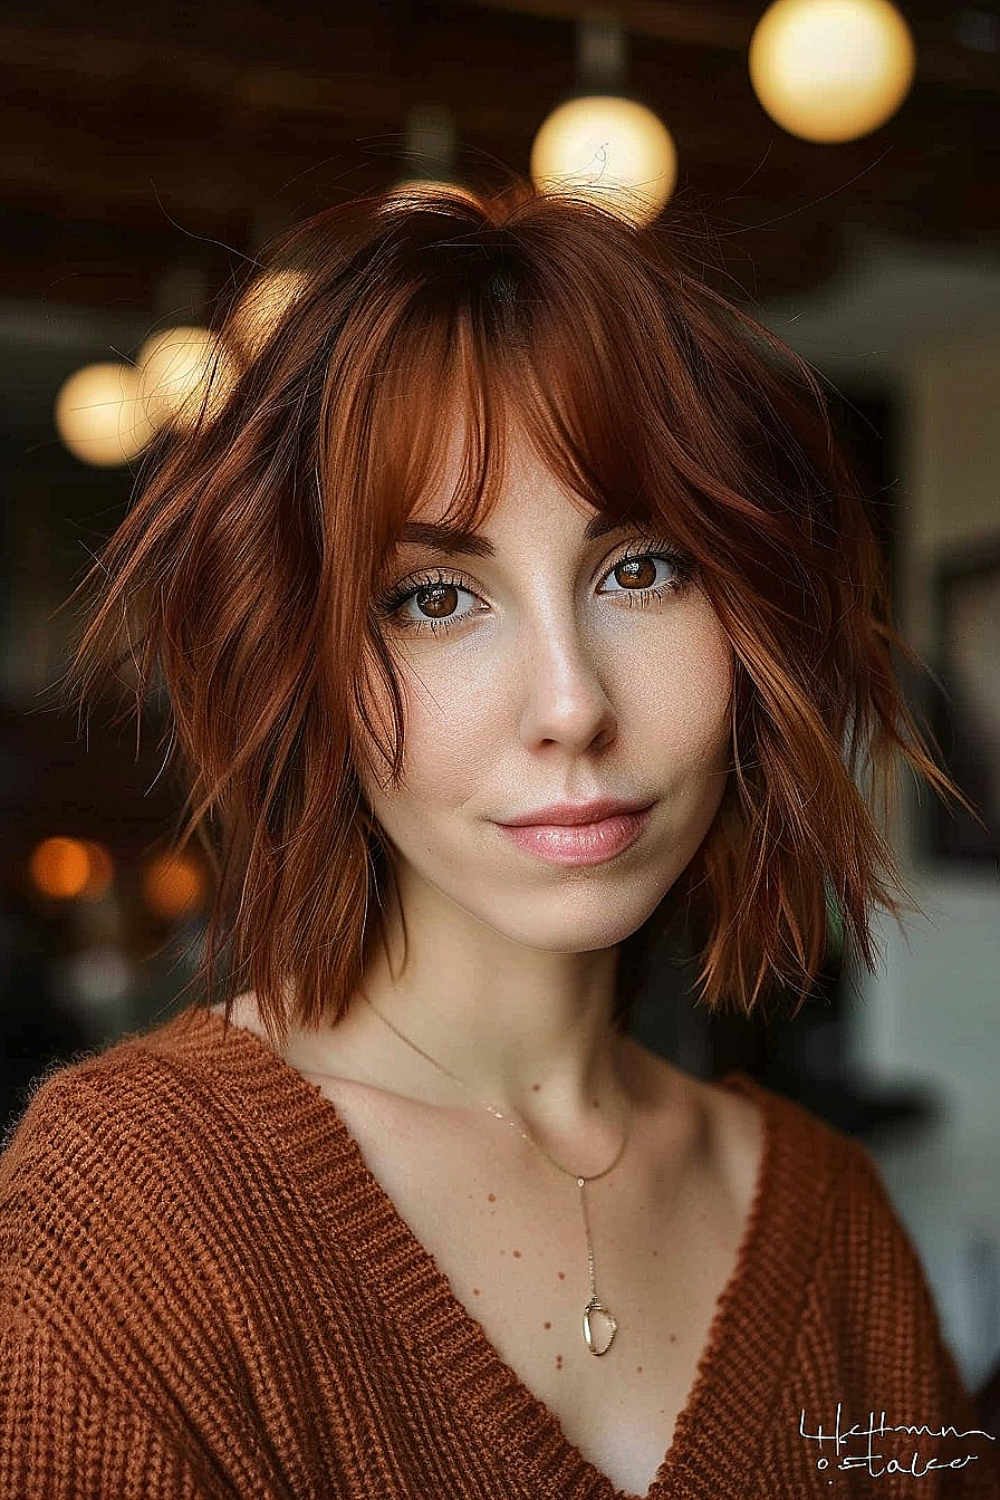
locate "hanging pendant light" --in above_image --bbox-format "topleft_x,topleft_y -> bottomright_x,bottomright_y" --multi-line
54,362 -> 157,467
530,11 -> 677,227
749,0 -> 916,143
383,100 -> 475,206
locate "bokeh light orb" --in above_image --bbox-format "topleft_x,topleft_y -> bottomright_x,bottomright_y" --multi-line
28,836 -> 117,900
29,836 -> 92,898
136,325 -> 236,431
142,850 -> 208,922
749,0 -> 916,143
54,362 -> 157,467
530,94 -> 677,226
62,945 -> 133,1009
78,840 -> 115,899
228,268 -> 309,360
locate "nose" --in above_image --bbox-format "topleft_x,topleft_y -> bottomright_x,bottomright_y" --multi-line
514,615 -> 618,753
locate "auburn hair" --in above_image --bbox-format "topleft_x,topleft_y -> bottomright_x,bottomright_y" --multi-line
56,171 -> 979,1053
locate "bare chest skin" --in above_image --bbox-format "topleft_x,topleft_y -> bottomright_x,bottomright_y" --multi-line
213,996 -> 764,1499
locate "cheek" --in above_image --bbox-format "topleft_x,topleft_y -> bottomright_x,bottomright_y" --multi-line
628,611 -> 734,771
395,678 -> 495,803
671,643 -> 733,764
351,651 -> 492,812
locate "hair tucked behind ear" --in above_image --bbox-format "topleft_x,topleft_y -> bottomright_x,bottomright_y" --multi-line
53,168 -> 983,1053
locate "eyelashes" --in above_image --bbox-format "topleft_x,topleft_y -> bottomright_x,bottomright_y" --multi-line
376,539 -> 697,640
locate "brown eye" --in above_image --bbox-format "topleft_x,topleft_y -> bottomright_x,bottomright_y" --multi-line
612,556 -> 657,589
598,548 -> 693,603
413,582 -> 460,619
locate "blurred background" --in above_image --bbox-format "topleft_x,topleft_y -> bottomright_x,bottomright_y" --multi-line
2,0 -> 999,1402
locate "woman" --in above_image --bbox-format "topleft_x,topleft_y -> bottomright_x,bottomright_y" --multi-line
2,174 -> 997,1498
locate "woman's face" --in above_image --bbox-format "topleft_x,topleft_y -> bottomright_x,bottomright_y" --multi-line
352,425 -> 735,957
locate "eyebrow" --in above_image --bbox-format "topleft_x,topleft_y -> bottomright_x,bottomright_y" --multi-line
400,514 -> 625,558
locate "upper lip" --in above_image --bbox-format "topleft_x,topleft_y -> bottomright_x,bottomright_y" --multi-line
498,797 -> 653,827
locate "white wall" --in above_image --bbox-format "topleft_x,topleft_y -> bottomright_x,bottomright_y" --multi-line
846,329 -> 1000,1390
761,238 -> 1000,1389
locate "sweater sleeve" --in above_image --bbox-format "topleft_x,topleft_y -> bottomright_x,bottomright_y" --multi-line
0,1313 -> 217,1499
0,1060 -> 285,1500
793,1134 -> 1000,1496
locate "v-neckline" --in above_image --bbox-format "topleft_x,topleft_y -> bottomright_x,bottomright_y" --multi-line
186,1004 -> 822,1500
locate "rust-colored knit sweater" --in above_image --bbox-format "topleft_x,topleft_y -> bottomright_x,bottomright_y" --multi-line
1,1002 -> 997,1499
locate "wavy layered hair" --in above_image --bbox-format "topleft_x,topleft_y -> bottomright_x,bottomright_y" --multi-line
57,172 -> 978,1052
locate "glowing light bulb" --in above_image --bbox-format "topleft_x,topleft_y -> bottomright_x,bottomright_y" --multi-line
136,325 -> 236,430
749,0 -> 916,143
530,94 -> 677,226
54,362 -> 156,466
229,269 -> 309,359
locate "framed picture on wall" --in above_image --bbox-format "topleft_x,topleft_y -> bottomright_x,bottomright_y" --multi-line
918,538 -> 1000,867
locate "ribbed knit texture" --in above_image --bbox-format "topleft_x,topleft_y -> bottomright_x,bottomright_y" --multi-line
1,1002 -> 997,1499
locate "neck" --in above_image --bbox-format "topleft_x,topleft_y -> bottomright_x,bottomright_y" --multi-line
357,977 -> 632,1139
288,856 -> 645,1151
310,926 -> 637,1153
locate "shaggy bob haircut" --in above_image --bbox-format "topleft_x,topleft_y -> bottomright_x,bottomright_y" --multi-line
57,173 -> 976,1054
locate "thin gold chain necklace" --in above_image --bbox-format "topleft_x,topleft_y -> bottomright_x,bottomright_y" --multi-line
354,988 -> 630,1356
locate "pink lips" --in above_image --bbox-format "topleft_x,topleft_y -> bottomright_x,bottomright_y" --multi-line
496,805 -> 654,866
500,797 -> 651,827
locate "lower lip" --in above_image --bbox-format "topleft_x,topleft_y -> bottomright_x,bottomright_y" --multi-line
496,806 -> 654,866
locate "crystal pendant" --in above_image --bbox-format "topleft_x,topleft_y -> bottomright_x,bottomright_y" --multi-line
582,1294 -> 618,1356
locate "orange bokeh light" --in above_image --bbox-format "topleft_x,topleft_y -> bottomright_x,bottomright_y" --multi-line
29,836 -> 115,899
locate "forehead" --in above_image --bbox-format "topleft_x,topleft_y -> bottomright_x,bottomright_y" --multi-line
398,512 -> 626,561
398,419 -> 625,558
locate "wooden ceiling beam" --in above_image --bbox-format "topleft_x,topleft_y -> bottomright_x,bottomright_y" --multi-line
448,0 -> 1000,90
1,3 -> 995,313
